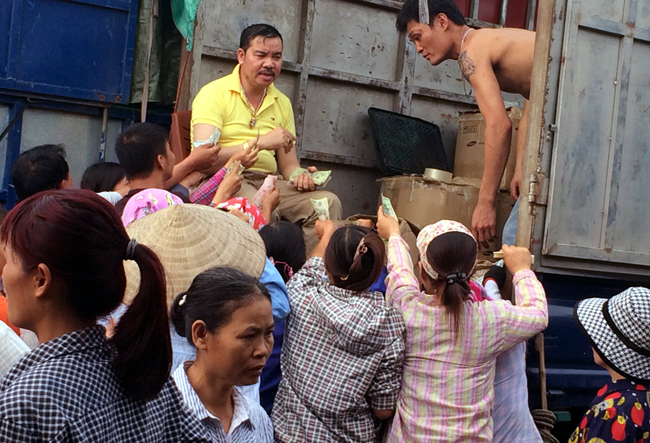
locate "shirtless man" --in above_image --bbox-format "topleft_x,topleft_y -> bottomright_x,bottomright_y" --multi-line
396,2 -> 540,443
396,0 -> 534,245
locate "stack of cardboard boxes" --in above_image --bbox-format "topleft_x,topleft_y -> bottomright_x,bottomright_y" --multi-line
378,107 -> 522,257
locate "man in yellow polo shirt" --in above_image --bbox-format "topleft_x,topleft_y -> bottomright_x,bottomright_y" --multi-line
191,23 -> 342,251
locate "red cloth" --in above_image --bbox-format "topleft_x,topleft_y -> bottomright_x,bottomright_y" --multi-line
0,296 -> 20,335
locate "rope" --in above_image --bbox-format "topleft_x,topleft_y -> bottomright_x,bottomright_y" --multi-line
531,409 -> 559,443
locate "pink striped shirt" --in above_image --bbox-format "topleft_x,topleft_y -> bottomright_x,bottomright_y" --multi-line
384,235 -> 548,442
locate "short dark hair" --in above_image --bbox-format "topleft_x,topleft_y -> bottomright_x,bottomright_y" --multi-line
11,144 -> 69,201
239,24 -> 283,52
115,123 -> 169,180
324,226 -> 385,292
170,267 -> 271,346
396,0 -> 466,32
259,221 -> 306,282
80,162 -> 126,193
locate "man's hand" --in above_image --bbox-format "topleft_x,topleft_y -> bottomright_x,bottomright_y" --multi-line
315,219 -> 335,239
188,143 -> 222,173
510,167 -> 522,201
293,166 -> 317,192
502,244 -> 532,274
228,145 -> 259,170
258,127 -> 295,153
376,205 -> 400,240
472,201 -> 497,244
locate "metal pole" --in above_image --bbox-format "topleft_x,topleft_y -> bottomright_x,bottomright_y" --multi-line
469,0 -> 480,20
499,0 -> 509,26
526,0 -> 538,30
99,107 -> 108,162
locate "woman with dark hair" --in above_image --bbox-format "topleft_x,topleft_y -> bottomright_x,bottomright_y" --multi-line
258,221 -> 306,414
376,209 -> 548,442
80,161 -> 129,205
0,189 -> 209,442
272,220 -> 405,442
170,267 -> 274,441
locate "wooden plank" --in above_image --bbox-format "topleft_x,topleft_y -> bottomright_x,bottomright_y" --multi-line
308,66 -> 400,90
412,85 -> 478,105
302,149 -> 377,168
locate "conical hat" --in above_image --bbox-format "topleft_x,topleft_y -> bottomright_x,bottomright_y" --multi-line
123,204 -> 266,307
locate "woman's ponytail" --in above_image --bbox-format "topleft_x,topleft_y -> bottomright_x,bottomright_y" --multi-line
110,242 -> 171,402
325,226 -> 385,292
426,232 -> 477,338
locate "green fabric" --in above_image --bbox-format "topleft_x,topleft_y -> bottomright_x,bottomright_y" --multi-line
171,0 -> 201,50
129,0 -> 181,104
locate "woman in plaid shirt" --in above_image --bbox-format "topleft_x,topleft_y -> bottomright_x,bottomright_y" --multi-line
376,209 -> 548,442
272,220 -> 406,442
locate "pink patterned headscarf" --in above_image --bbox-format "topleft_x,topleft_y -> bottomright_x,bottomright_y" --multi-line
416,220 -> 477,280
121,189 -> 184,227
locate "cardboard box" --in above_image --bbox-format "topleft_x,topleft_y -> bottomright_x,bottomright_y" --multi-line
378,175 -> 514,259
454,107 -> 523,190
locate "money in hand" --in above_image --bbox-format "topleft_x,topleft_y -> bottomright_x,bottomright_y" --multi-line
193,127 -> 221,149
311,197 -> 330,221
382,194 -> 398,221
289,168 -> 332,187
225,161 -> 245,176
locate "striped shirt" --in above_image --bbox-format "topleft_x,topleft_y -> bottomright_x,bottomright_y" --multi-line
172,361 -> 274,443
384,235 -> 548,442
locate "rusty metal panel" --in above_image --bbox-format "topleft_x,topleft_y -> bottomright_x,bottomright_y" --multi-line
301,78 -> 393,168
310,0 -> 400,81
198,0 -> 303,64
20,109 -> 123,185
533,0 -> 650,275
414,58 -> 467,97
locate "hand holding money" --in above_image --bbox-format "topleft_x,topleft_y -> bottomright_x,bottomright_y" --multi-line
381,194 -> 398,221
290,167 -> 332,188
311,197 -> 330,221
376,205 -> 401,240
193,127 -> 221,149
253,175 -> 277,208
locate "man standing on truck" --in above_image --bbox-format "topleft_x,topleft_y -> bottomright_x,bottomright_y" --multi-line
396,0 -> 533,246
396,2 -> 540,443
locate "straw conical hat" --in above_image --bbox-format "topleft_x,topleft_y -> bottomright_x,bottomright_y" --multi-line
123,204 -> 266,307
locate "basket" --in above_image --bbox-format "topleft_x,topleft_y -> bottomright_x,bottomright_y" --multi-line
368,107 -> 449,175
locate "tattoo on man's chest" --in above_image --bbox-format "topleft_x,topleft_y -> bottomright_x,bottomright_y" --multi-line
458,51 -> 476,80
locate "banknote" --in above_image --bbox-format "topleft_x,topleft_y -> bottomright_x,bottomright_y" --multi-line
225,162 -> 245,176
192,127 -> 221,149
253,175 -> 277,208
289,168 -> 332,187
382,194 -> 398,221
311,197 -> 330,220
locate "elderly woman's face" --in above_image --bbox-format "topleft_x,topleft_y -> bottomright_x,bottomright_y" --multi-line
197,295 -> 275,386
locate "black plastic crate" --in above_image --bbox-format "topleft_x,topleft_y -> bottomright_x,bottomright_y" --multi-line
368,107 -> 449,175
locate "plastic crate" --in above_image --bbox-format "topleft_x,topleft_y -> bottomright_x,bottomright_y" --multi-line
368,107 -> 449,175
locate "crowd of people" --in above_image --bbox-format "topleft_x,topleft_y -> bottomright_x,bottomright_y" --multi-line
1,1 -> 650,442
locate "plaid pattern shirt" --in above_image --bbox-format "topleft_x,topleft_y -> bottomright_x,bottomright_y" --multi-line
190,167 -> 227,205
0,322 -> 29,381
0,325 -> 210,442
384,235 -> 548,442
272,257 -> 405,442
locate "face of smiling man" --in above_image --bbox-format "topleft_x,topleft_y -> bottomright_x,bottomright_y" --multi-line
237,36 -> 283,94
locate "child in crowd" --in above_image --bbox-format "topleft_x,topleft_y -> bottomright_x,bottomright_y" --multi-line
121,188 -> 184,227
81,161 -> 129,194
272,220 -> 405,442
170,267 -> 274,442
258,221 -> 306,414
571,287 -> 650,442
0,190 -> 210,441
80,161 -> 129,205
376,208 -> 548,442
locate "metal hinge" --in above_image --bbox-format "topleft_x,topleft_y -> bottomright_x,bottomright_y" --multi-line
528,172 -> 548,205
